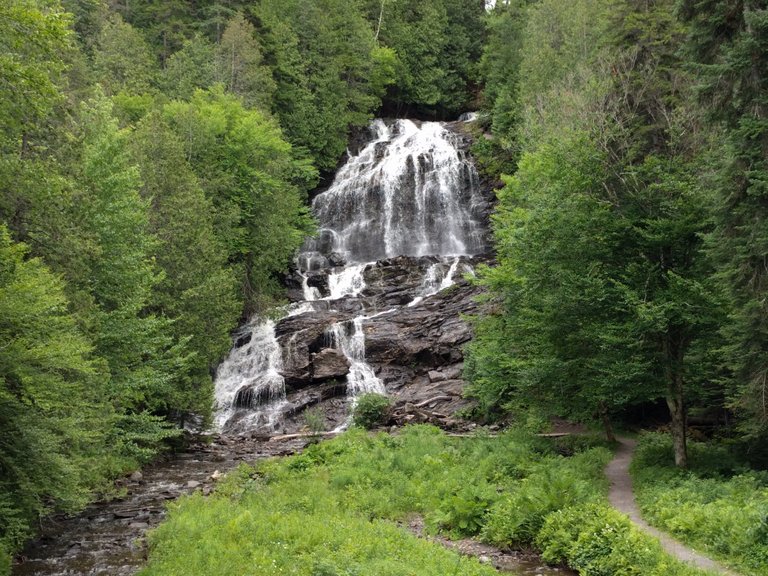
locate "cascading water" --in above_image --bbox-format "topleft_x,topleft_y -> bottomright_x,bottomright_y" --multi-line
213,320 -> 287,433
326,317 -> 385,396
213,119 -> 488,434
303,119 -> 486,265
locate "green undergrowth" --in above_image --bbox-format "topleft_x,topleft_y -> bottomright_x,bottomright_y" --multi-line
632,433 -> 768,576
139,426 -> 711,576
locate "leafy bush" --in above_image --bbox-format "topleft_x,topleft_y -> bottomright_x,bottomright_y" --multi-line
303,406 -> 327,436
351,393 -> 391,429
537,504 -> 706,576
482,448 -> 611,545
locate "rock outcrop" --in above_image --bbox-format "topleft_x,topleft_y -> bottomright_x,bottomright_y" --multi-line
214,118 -> 495,436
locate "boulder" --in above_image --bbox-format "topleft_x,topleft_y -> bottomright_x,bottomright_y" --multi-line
311,348 -> 350,380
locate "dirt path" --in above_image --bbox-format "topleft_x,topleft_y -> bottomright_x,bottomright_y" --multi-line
605,438 -> 738,575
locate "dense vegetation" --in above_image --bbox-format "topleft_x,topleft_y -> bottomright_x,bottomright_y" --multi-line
466,0 -> 768,470
0,0 -> 485,563
632,433 -> 768,575
139,426 -> 711,576
2,0 -> 768,571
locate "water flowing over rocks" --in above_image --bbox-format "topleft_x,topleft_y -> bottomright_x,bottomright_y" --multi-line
214,118 -> 495,436
12,437 -> 310,575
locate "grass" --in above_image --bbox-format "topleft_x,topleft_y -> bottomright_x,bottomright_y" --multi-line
631,432 -> 768,576
138,425 -> 717,576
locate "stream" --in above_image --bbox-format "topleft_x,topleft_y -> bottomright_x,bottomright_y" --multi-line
12,433 -> 572,576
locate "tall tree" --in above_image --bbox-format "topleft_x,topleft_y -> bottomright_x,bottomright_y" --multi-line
214,13 -> 275,111
164,87 -> 316,312
161,34 -> 216,101
468,0 -> 722,466
255,0 -> 395,170
92,13 -> 157,95
0,226 -> 103,560
0,0 -> 72,152
130,112 -> 240,417
680,0 -> 768,438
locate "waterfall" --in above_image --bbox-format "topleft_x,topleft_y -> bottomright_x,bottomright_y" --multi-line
407,256 -> 462,307
326,317 -> 385,397
213,320 -> 287,433
302,119 -> 486,266
213,119 -> 487,434
327,263 -> 368,300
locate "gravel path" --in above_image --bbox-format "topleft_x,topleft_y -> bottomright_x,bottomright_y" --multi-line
605,438 -> 738,575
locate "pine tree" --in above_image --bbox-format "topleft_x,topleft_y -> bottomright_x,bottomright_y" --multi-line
681,0 -> 768,437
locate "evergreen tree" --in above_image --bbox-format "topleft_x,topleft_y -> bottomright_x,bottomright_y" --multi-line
255,0 -> 395,170
161,34 -> 216,101
214,13 -> 275,111
92,14 -> 157,95
680,0 -> 768,438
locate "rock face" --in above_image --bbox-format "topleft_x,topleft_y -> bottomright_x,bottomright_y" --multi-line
311,349 -> 350,380
213,118 -> 495,435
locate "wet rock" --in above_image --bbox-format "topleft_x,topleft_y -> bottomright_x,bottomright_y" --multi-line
311,348 -> 350,380
129,471 -> 143,482
113,509 -> 139,519
186,480 -> 201,489
234,331 -> 252,349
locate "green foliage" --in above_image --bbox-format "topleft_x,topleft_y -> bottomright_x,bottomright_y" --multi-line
0,0 -> 72,148
0,225 -> 108,555
680,1 -> 768,438
482,448 -> 611,545
632,433 -> 768,575
536,504 -> 708,576
352,393 -> 391,429
255,0 -> 395,170
163,86 -> 316,312
304,406 -> 328,436
365,0 -> 485,117
92,14 -> 157,95
466,0 -> 724,468
160,34 -> 216,101
139,427 -> 701,575
213,13 -> 275,111
130,111 -> 240,420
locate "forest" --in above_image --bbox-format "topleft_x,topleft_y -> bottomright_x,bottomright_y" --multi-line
1,0 -> 767,574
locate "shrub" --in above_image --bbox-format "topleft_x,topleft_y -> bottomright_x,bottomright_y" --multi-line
351,393 -> 391,429
303,406 -> 327,436
537,504 -> 707,576
482,448 -> 611,546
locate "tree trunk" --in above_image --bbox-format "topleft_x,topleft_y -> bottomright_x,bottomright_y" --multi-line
599,401 -> 616,443
664,332 -> 688,468
375,0 -> 386,41
666,387 -> 687,468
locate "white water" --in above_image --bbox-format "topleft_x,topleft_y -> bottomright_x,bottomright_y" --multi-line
213,320 -> 287,432
327,317 -> 385,397
213,119 -> 485,433
303,119 -> 485,265
407,257 -> 463,307
327,263 -> 368,300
